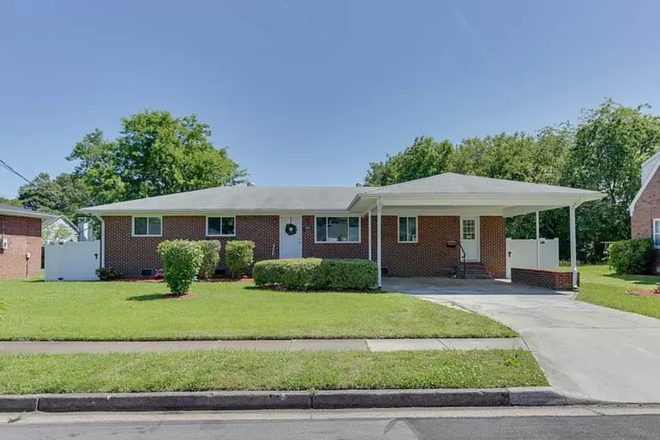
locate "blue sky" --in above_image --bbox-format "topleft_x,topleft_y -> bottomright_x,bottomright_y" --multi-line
1,0 -> 659,198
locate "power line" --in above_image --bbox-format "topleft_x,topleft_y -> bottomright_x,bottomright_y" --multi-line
0,158 -> 36,187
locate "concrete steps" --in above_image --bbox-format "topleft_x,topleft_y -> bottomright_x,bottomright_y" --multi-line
456,262 -> 492,279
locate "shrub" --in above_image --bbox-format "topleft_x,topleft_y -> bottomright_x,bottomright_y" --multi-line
96,267 -> 121,281
608,238 -> 655,275
157,240 -> 204,296
253,258 -> 324,290
197,240 -> 222,279
225,240 -> 255,278
253,258 -> 378,291
320,259 -> 379,290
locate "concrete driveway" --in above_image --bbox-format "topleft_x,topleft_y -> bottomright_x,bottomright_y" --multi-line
384,277 -> 660,403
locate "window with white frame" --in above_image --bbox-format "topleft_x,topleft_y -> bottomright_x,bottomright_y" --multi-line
315,217 -> 360,242
398,216 -> 418,242
462,219 -> 476,240
207,216 -> 236,236
654,219 -> 660,248
133,216 -> 162,236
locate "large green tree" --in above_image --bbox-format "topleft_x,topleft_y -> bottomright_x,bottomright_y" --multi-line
362,98 -> 660,262
565,99 -> 660,243
365,136 -> 453,186
17,172 -> 91,220
67,111 -> 246,204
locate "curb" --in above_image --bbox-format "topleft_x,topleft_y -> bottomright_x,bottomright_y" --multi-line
0,388 -> 607,413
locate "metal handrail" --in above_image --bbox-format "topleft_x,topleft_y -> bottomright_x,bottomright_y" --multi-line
457,241 -> 466,279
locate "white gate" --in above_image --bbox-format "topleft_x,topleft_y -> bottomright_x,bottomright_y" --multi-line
45,241 -> 101,281
506,238 -> 559,278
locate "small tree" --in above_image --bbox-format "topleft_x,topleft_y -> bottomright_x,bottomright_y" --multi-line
225,240 -> 255,278
197,240 -> 222,279
157,240 -> 204,296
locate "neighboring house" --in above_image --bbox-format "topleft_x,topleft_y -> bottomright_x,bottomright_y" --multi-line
630,151 -> 660,271
0,203 -> 54,280
80,173 -> 603,286
42,216 -> 79,243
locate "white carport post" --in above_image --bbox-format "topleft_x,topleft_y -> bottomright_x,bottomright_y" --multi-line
368,208 -> 372,261
535,211 -> 540,269
377,197 -> 383,288
569,203 -> 579,290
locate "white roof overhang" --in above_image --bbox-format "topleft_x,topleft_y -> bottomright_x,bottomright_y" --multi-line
350,193 -> 605,217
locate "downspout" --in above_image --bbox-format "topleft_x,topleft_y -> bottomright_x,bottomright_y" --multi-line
95,214 -> 105,269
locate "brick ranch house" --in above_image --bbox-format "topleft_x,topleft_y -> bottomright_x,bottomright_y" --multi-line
630,150 -> 660,272
80,173 -> 603,288
0,203 -> 54,280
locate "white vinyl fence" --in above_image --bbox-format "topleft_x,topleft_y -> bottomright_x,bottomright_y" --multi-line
45,241 -> 101,281
505,238 -> 559,279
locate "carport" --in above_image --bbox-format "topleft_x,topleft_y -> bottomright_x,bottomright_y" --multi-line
349,173 -> 605,289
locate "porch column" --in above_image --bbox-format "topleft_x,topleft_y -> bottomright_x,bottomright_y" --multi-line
377,197 -> 383,288
535,211 -> 540,269
569,203 -> 578,290
368,208 -> 372,261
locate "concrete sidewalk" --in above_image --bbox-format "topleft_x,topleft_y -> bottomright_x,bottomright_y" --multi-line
0,338 -> 527,355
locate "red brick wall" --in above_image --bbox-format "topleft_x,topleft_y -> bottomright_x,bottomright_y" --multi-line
632,166 -> 660,240
104,214 -> 507,279
303,215 -> 463,277
511,268 -> 579,290
104,215 -> 279,278
0,215 -> 42,280
481,216 -> 506,278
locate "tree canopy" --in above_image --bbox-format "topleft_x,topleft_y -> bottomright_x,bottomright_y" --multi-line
67,110 -> 246,204
364,98 -> 660,261
17,172 -> 91,220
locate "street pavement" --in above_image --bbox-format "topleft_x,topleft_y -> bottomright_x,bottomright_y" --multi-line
1,407 -> 660,439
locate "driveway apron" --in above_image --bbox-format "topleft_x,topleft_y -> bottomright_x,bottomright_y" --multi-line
386,278 -> 660,403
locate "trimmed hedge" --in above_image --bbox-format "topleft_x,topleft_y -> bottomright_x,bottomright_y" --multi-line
253,258 -> 378,291
197,240 -> 222,279
226,240 -> 255,278
608,238 -> 655,275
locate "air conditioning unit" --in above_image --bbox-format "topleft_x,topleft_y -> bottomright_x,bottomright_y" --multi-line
0,238 -> 7,250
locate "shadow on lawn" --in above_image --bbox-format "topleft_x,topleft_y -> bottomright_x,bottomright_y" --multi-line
242,286 -> 388,294
604,273 -> 660,285
127,293 -> 196,301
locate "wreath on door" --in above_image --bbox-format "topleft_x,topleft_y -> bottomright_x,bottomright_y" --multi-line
285,223 -> 297,236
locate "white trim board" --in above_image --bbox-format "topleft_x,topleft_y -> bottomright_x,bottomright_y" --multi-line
630,151 -> 660,216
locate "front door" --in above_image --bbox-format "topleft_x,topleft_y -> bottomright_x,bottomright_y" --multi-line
280,216 -> 303,259
460,217 -> 480,262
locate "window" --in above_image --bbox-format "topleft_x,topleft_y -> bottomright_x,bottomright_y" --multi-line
654,219 -> 660,248
398,216 -> 418,242
207,216 -> 236,236
462,219 -> 476,240
315,216 -> 360,242
133,216 -> 162,236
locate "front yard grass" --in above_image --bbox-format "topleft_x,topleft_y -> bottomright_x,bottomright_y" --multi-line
576,265 -> 660,319
0,350 -> 546,394
0,279 -> 516,340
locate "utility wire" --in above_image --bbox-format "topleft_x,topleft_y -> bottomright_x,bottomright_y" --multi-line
0,158 -> 36,187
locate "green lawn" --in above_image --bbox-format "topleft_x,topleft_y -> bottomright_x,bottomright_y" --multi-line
576,265 -> 660,319
0,279 -> 516,340
0,350 -> 546,394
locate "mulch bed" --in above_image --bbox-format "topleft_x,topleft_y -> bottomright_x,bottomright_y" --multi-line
626,290 -> 660,298
120,277 -> 254,283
